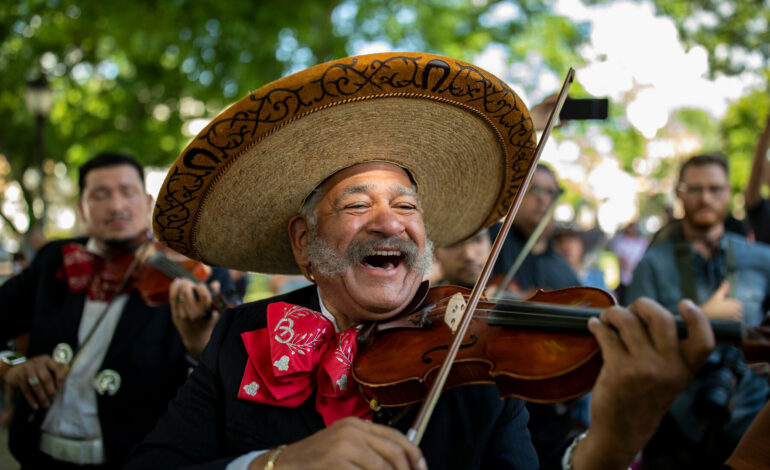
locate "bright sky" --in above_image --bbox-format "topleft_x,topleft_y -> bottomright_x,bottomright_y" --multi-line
553,0 -> 763,137
467,0 -> 764,139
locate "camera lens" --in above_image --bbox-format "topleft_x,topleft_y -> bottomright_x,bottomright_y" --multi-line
694,347 -> 743,424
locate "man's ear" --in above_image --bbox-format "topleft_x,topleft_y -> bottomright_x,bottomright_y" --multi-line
287,215 -> 311,269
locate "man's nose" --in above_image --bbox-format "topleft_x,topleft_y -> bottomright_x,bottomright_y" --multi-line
367,206 -> 405,237
107,192 -> 129,211
461,244 -> 478,260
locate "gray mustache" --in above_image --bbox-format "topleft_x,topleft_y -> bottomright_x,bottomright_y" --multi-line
347,236 -> 421,268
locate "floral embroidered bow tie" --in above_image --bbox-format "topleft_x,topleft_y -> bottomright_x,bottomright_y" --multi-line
57,243 -> 111,302
238,302 -> 373,426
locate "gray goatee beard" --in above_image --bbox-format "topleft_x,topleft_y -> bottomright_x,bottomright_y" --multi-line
307,232 -> 434,279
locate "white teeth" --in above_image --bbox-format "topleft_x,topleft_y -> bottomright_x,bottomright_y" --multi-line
371,250 -> 401,256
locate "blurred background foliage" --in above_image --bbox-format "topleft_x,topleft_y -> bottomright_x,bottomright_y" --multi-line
0,0 -> 768,250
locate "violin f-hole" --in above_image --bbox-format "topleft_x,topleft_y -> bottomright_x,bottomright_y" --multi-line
421,334 -> 479,364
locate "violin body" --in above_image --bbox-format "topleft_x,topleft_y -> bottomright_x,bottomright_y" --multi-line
97,239 -> 211,307
131,243 -> 210,306
353,285 -> 614,407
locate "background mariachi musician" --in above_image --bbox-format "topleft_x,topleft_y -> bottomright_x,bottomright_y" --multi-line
0,152 -> 228,468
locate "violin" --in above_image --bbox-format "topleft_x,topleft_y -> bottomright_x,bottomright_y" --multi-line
97,237 -> 230,313
353,283 -> 770,409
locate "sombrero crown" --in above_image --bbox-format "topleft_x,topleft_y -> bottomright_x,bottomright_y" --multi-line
153,52 -> 536,274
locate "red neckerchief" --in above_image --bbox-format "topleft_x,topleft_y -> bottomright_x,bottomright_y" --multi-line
238,302 -> 373,426
56,243 -> 113,302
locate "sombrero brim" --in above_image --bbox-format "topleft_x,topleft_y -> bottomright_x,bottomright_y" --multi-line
153,52 -> 536,274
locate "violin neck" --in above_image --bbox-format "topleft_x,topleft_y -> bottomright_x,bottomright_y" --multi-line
148,253 -> 202,283
147,253 -> 228,311
485,300 -> 744,343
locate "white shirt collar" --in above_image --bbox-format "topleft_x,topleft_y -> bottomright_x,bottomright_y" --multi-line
316,286 -> 340,332
84,238 -> 104,256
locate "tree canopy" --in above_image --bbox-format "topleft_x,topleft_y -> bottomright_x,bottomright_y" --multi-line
0,0 -> 585,242
1,0 -> 768,247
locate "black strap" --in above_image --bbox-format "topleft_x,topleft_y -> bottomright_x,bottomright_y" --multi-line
674,230 -> 736,306
674,235 -> 698,304
725,237 -> 736,297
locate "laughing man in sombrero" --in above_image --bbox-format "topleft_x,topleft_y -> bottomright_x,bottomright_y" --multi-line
126,53 -> 715,470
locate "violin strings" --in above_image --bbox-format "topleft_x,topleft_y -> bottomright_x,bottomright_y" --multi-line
422,295 -> 603,319
415,296 -> 744,341
423,307 -> 594,322
148,254 -> 200,282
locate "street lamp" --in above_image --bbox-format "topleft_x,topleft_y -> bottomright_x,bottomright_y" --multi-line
24,77 -> 53,226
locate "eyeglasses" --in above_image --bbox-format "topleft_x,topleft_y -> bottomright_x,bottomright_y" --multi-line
677,183 -> 728,197
527,185 -> 563,200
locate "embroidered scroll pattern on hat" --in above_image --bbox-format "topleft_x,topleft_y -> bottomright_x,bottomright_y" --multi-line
155,54 -> 535,254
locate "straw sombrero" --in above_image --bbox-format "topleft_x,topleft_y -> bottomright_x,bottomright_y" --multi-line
153,52 -> 536,274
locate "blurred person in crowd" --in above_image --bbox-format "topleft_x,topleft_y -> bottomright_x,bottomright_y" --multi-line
434,230 -> 491,289
627,153 -> 770,469
609,222 -> 647,304
490,164 -> 579,296
552,223 -> 607,290
0,152 -> 222,468
724,214 -> 751,239
745,112 -> 770,245
269,274 -> 313,296
229,269 -> 250,301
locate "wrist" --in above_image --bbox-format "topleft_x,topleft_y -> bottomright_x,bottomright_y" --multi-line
569,431 -> 637,470
0,351 -> 26,382
562,432 -> 586,470
264,444 -> 286,470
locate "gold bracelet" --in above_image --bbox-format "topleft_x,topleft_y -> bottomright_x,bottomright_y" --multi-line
264,444 -> 287,470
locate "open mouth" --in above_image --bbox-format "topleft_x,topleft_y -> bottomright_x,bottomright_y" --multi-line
361,249 -> 405,270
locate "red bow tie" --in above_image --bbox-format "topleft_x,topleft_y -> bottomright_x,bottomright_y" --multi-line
238,302 -> 373,426
57,243 -> 114,302
57,243 -> 138,302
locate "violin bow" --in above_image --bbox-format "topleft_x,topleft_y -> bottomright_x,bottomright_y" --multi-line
487,194 -> 559,299
406,67 -> 576,444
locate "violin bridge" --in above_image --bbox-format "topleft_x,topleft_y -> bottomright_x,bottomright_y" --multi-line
444,293 -> 467,334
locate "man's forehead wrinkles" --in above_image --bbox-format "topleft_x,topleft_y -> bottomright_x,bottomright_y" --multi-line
333,182 -> 416,203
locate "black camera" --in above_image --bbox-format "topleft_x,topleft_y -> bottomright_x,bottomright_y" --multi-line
693,346 -> 744,424
559,97 -> 609,120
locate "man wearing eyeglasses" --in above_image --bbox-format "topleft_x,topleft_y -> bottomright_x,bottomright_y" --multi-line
627,153 -> 770,469
489,164 -> 577,297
